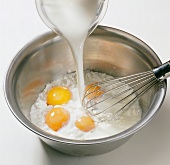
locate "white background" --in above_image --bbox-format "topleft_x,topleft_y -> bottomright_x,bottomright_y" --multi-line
1,0 -> 170,164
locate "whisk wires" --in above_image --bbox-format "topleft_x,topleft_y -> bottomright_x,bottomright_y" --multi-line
82,71 -> 159,119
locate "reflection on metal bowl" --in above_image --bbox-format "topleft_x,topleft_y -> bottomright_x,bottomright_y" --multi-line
4,26 -> 166,156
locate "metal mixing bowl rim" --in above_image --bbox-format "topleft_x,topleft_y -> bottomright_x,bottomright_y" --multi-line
4,25 -> 167,145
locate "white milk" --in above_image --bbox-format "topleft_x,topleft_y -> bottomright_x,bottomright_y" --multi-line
40,0 -> 100,99
32,1 -> 142,140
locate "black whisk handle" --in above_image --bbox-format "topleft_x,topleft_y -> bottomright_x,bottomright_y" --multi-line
153,60 -> 170,80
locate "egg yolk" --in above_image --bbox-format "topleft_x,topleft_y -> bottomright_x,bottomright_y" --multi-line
85,83 -> 103,100
45,107 -> 70,131
47,86 -> 72,105
75,115 -> 95,132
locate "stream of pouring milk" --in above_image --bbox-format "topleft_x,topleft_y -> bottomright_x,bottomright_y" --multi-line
40,0 -> 100,99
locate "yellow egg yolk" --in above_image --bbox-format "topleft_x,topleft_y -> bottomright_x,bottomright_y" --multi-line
45,107 -> 70,131
75,115 -> 95,132
47,86 -> 72,105
85,83 -> 103,100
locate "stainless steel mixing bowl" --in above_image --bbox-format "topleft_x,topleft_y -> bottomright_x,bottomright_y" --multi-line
4,26 -> 167,156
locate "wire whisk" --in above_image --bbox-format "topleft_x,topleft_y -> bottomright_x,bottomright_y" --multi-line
82,61 -> 170,121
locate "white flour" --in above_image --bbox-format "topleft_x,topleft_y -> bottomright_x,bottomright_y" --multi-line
30,71 -> 142,140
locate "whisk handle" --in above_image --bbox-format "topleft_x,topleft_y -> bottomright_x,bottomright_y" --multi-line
153,61 -> 170,80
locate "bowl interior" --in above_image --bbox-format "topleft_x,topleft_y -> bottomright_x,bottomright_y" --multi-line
5,26 -> 166,142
